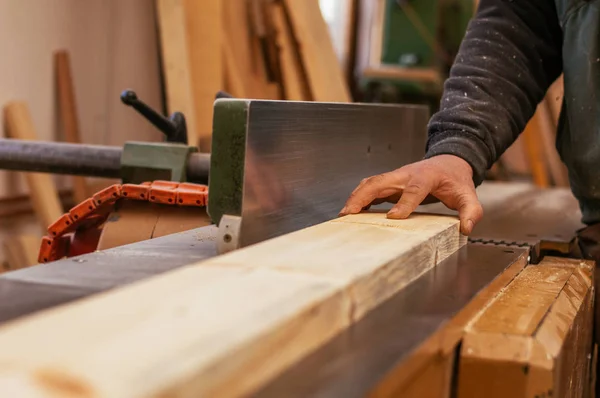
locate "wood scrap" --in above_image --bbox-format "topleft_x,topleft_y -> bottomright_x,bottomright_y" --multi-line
54,50 -> 89,203
458,257 -> 595,398
156,0 -> 198,147
283,0 -> 351,102
0,212 -> 464,397
3,102 -> 63,230
183,0 -> 222,152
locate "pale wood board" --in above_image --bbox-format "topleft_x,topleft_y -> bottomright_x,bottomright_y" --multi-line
271,2 -> 310,101
156,0 -> 198,147
283,0 -> 351,102
3,102 -> 63,230
54,50 -> 89,203
0,212 -> 463,397
183,0 -> 222,152
458,257 -> 595,398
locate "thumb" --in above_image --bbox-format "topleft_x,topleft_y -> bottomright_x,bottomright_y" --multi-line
455,188 -> 483,235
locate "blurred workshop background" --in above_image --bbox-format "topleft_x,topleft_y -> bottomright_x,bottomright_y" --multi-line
0,0 -> 564,269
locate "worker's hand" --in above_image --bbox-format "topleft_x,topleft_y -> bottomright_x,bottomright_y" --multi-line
339,155 -> 483,235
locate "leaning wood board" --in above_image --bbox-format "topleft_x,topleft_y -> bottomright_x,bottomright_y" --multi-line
3,102 -> 63,230
156,0 -> 198,147
0,212 -> 464,397
183,0 -> 222,152
458,257 -> 595,398
283,0 -> 351,102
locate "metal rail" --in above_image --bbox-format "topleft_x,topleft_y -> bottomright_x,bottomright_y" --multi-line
0,139 -> 210,182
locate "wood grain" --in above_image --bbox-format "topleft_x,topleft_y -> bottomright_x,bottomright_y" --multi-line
0,212 -> 463,397
458,257 -> 595,398
54,50 -> 89,203
283,0 -> 351,102
3,102 -> 63,230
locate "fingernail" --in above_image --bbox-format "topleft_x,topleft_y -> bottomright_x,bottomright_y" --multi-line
387,209 -> 402,219
465,220 -> 474,234
339,206 -> 348,216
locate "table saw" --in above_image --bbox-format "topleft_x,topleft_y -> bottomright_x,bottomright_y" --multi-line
0,99 -> 593,397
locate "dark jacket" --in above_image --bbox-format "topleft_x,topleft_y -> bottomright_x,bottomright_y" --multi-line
424,0 -> 600,224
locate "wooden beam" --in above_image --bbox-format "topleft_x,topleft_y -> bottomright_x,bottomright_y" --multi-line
156,0 -> 198,147
0,212 -> 463,397
3,102 -> 63,230
283,0 -> 351,102
222,0 -> 266,98
458,257 -> 595,398
271,2 -> 310,101
183,0 -> 222,152
54,50 -> 89,203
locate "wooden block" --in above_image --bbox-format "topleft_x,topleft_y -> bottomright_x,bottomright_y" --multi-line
152,206 -> 212,238
183,0 -> 222,152
458,257 -> 595,398
272,2 -> 311,101
283,0 -> 351,102
156,0 -> 198,147
96,201 -> 159,251
3,102 -> 63,230
0,213 -> 463,397
54,50 -> 90,203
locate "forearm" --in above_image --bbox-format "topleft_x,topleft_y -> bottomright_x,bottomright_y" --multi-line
425,0 -> 563,184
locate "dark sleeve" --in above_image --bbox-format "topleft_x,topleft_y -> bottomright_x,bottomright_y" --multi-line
424,0 -> 563,185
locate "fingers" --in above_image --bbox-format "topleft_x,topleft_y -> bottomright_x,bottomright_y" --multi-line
340,172 -> 403,215
387,179 -> 432,219
454,188 -> 483,235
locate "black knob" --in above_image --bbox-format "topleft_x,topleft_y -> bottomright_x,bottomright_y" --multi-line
120,90 -> 188,144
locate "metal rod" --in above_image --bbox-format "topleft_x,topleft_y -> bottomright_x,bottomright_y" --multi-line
186,152 -> 211,183
0,139 -> 123,178
0,139 -> 211,182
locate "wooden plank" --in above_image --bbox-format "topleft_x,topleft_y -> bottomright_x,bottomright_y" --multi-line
3,102 -> 63,230
96,201 -> 159,251
183,0 -> 222,152
271,2 -> 310,101
54,50 -> 89,203
363,65 -> 442,84
522,111 -> 550,188
0,212 -> 463,397
223,37 -> 249,98
222,0 -> 267,98
156,0 -> 198,147
283,0 -> 351,102
3,234 -> 40,271
458,257 -> 595,398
